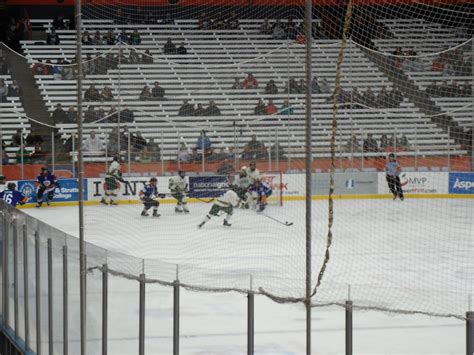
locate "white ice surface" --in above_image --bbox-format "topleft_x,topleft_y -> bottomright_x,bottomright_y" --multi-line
24,198 -> 473,354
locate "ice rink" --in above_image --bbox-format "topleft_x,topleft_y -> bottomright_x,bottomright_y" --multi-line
24,197 -> 473,354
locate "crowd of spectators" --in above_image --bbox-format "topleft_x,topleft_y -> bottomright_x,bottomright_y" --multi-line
329,86 -> 404,108
0,79 -> 23,103
391,47 -> 424,72
163,38 -> 187,55
198,12 -> 239,30
345,132 -> 410,153
425,80 -> 472,97
177,100 -> 221,116
431,47 -> 471,76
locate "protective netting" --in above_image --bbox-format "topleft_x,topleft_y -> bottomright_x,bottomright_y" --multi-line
0,1 -> 473,344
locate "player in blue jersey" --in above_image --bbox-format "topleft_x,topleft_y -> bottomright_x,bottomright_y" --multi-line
385,153 -> 404,201
249,179 -> 272,212
138,177 -> 165,217
0,183 -> 27,207
35,167 -> 58,208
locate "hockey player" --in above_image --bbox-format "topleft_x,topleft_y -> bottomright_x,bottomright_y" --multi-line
169,170 -> 189,213
36,167 -> 58,208
247,161 -> 261,184
138,177 -> 164,217
101,155 -> 123,205
198,187 -> 246,228
0,183 -> 27,207
232,166 -> 252,191
385,153 -> 404,201
249,179 -> 272,212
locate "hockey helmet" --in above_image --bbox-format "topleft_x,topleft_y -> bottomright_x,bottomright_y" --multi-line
7,182 -> 16,190
178,170 -> 185,178
150,177 -> 158,184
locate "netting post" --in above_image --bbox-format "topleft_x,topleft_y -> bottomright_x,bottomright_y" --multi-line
72,135 -> 76,178
35,231 -> 42,355
160,132 -> 164,175
467,311 -> 474,355
173,266 -> 179,355
275,128 -> 280,172
268,130 -> 272,172
360,130 -> 364,170
0,122 -> 3,176
345,286 -> 352,355
447,126 -> 451,171
63,244 -> 68,355
338,130 -> 343,169
23,223 -> 30,351
233,121 -> 237,171
139,272 -> 146,355
102,263 -> 108,355
471,36 -> 473,171
47,238 -> 53,355
13,220 -> 19,337
304,0 -> 314,352
2,215 -> 9,329
177,131 -> 181,171
247,276 -> 254,355
20,131 -> 24,179
201,131 -> 205,173
414,127 -> 418,169
350,119 -> 354,169
51,131 -> 55,173
127,132 -> 131,175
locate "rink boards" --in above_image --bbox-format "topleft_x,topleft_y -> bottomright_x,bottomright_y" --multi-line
9,171 -> 474,208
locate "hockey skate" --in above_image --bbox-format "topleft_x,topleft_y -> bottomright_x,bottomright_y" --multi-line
223,219 -> 232,227
100,198 -> 108,205
175,205 -> 183,213
152,210 -> 161,217
141,210 -> 149,217
182,205 -> 190,213
109,200 -> 118,206
198,221 -> 205,228
36,202 -> 42,208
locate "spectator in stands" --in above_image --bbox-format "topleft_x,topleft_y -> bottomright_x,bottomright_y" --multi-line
100,86 -> 114,101
280,99 -> 294,115
194,103 -> 205,116
0,79 -> 8,102
260,18 -> 271,35
431,56 -> 445,72
320,78 -> 330,94
151,81 -> 165,99
105,106 -> 118,124
139,85 -> 153,101
232,78 -> 243,90
287,78 -> 299,94
61,61 -> 75,80
15,145 -> 30,164
311,77 -> 321,94
178,99 -> 195,116
363,133 -> 378,153
162,14 -> 175,25
272,20 -> 286,40
32,60 -> 49,76
51,103 -> 67,124
398,134 -> 410,149
129,49 -> 140,64
84,106 -> 97,123
96,108 -> 106,122
345,135 -> 361,153
117,29 -> 128,43
130,29 -> 141,45
121,108 -> 135,123
228,12 -> 239,29
380,134 -> 389,149
297,79 -> 307,94
264,80 -> 278,95
84,85 -> 100,101
83,130 -> 103,152
30,144 -> 47,164
92,30 -> 103,45
177,43 -> 187,55
460,81 -> 472,96
10,129 -> 22,147
265,99 -> 278,115
141,49 -> 154,64
5,79 -> 20,98
242,135 -> 266,160
243,73 -> 258,89
163,38 -> 177,54
105,30 -> 116,45
254,99 -> 266,115
82,31 -> 92,45
204,100 -> 221,116
196,130 -> 212,155
46,29 -> 60,45
177,142 -> 191,162
52,59 -> 64,80
83,54 -> 96,76
66,107 -> 77,123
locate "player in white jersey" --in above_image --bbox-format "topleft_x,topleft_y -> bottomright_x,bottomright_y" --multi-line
246,161 -> 261,184
231,167 -> 252,209
169,170 -> 189,213
198,187 -> 246,228
101,155 -> 123,205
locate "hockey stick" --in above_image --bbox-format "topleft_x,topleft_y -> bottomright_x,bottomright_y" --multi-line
263,214 -> 293,226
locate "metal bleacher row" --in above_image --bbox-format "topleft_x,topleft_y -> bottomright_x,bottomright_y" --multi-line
373,19 -> 473,130
19,18 -> 466,161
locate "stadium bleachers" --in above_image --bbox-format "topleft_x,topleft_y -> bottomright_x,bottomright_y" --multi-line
19,19 -> 467,160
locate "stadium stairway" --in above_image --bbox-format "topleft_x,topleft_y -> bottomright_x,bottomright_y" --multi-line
5,47 -> 54,147
362,47 -> 467,152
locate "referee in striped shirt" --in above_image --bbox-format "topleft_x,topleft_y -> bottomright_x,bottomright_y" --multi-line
385,153 -> 404,200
